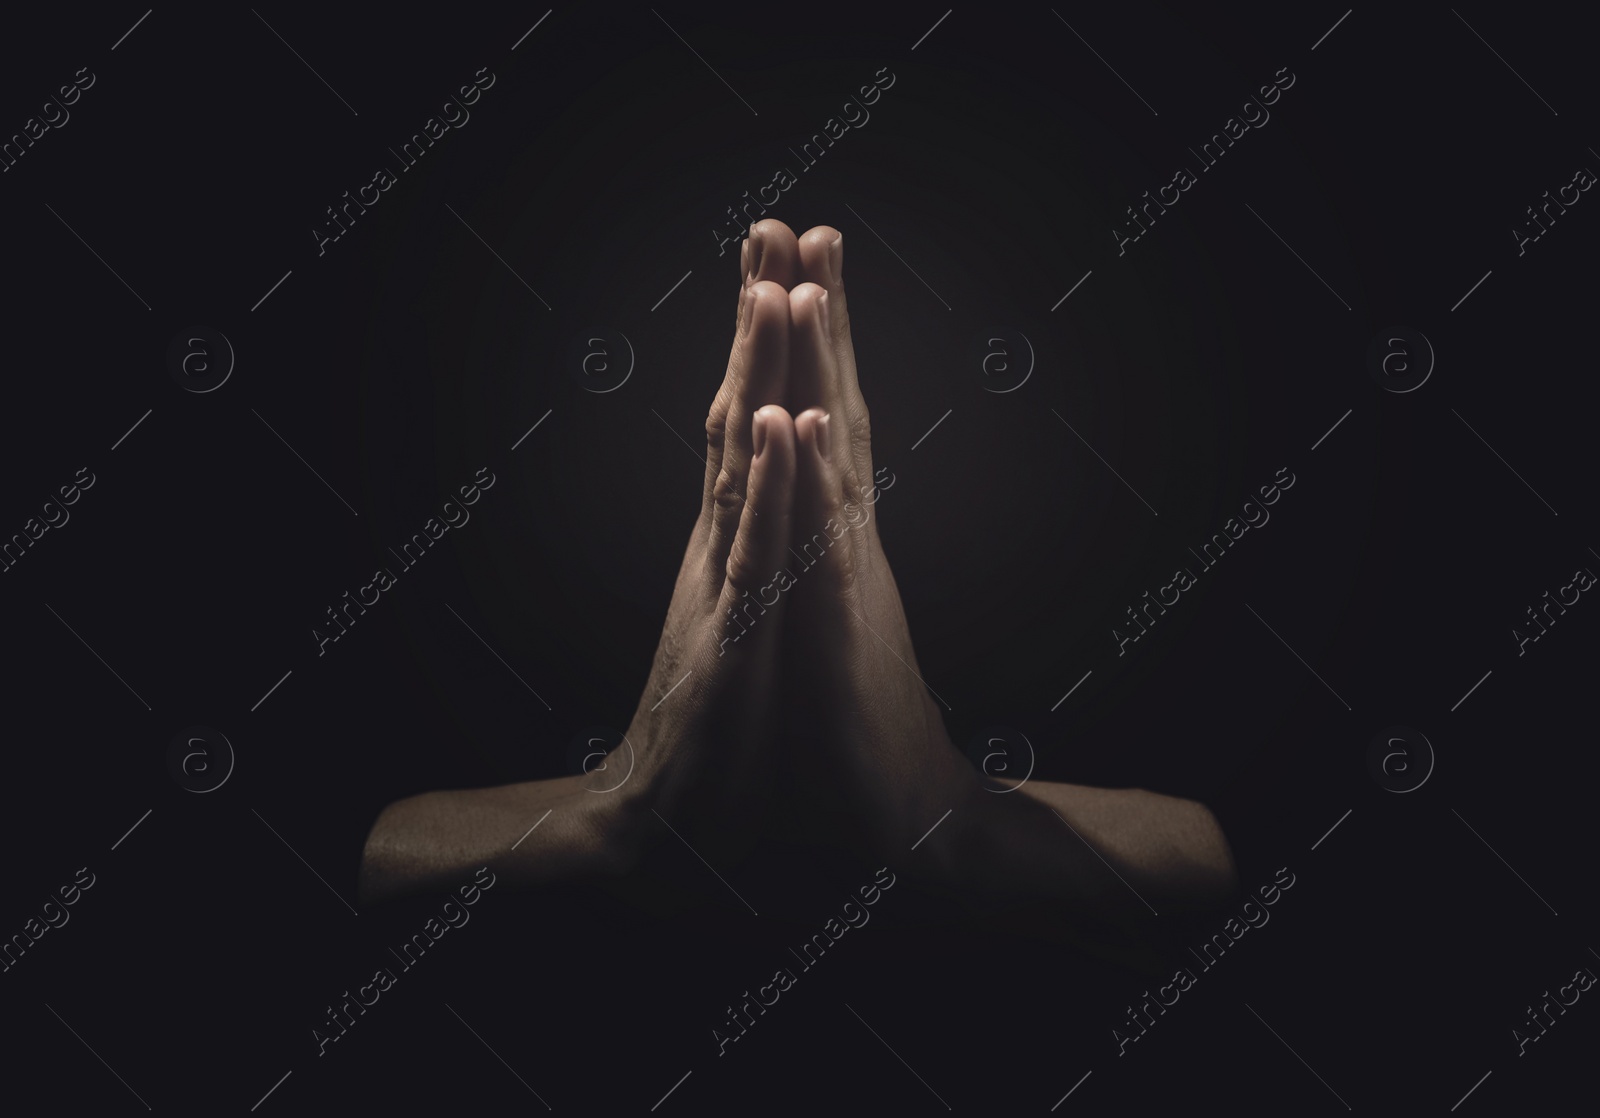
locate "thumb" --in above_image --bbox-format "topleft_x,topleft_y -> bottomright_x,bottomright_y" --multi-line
714,405 -> 796,660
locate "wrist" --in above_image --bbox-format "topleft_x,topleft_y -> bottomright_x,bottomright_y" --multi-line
916,766 -> 993,889
582,720 -> 670,877
579,768 -> 654,878
892,741 -> 989,889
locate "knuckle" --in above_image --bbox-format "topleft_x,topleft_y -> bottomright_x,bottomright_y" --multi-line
723,533 -> 764,594
704,408 -> 728,455
850,405 -> 873,455
855,403 -> 872,443
711,466 -> 746,517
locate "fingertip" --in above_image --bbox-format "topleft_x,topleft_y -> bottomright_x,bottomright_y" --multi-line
751,404 -> 793,462
799,225 -> 842,254
744,279 -> 789,337
748,278 -> 789,308
798,226 -> 843,288
748,219 -> 799,287
795,407 -> 831,461
743,226 -> 762,286
750,218 -> 797,243
789,282 -> 829,334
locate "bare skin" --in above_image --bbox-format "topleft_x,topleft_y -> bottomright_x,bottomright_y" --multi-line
360,236 -> 804,904
359,220 -> 1237,927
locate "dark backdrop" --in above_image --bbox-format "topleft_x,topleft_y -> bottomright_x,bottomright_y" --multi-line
1,4 -> 1595,1114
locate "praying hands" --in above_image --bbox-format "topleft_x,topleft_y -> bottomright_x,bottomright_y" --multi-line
358,220 -> 1237,929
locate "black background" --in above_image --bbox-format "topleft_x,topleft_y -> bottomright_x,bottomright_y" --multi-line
1,5 -> 1595,1114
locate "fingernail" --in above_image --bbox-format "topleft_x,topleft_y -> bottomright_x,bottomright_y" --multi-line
817,290 -> 831,334
741,286 -> 755,336
830,233 -> 843,285
747,231 -> 764,284
816,412 -> 832,459
753,410 -> 769,459
740,238 -> 750,284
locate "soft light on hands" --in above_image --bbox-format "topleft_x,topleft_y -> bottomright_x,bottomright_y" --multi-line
361,219 -> 1236,923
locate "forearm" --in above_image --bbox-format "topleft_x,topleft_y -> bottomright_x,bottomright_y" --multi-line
924,778 -> 1237,929
358,775 -> 643,906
